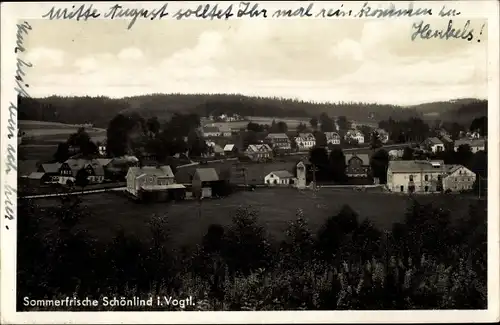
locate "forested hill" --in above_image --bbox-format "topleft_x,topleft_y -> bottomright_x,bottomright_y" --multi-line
18,93 -> 486,128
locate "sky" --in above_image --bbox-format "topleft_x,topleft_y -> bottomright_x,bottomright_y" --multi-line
21,18 -> 488,105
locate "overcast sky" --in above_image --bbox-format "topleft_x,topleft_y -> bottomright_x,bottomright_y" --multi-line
22,18 -> 488,105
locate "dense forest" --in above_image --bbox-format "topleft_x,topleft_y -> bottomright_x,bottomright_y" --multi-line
18,94 -> 487,129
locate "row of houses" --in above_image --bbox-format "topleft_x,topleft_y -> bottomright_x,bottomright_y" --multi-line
263,157 -> 477,194
421,136 -> 486,153
27,158 -> 114,185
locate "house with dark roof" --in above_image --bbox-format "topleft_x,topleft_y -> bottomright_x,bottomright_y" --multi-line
84,161 -> 105,184
27,172 -> 50,185
192,168 -> 223,198
422,137 -> 445,153
345,153 -> 371,178
37,163 -> 63,183
387,160 -> 446,193
265,133 -> 291,152
244,144 -> 273,162
264,170 -> 295,186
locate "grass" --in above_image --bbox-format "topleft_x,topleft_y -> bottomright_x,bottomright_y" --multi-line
19,120 -> 106,145
31,188 -> 476,248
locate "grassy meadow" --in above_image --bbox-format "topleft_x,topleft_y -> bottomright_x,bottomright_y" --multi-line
31,188 -> 478,248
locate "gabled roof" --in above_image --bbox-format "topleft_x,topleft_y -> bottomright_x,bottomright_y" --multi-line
426,137 -> 444,145
440,135 -> 453,143
246,144 -> 272,153
40,163 -> 62,174
345,153 -> 370,166
324,132 -> 340,138
28,172 -> 46,180
96,158 -> 112,167
128,165 -> 174,178
224,144 -> 235,151
267,170 -> 294,179
388,160 -> 445,173
194,168 -> 219,182
266,133 -> 289,139
298,133 -> 315,139
87,161 -> 105,176
444,164 -> 473,176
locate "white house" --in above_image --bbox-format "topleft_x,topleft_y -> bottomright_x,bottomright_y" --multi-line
264,170 -> 295,186
344,130 -> 365,144
324,132 -> 341,145
422,137 -> 445,153
126,165 -> 175,197
454,138 -> 486,153
294,133 -> 316,151
387,160 -> 446,193
388,149 -> 404,160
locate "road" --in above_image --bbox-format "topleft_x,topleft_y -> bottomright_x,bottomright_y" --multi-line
289,143 -> 414,156
20,187 -> 127,199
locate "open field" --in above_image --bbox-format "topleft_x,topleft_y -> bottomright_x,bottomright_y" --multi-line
30,188 -> 480,248
204,116 -> 311,130
20,120 -> 106,145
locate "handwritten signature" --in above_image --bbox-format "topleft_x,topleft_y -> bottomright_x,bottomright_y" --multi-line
4,21 -> 32,229
411,19 -> 474,41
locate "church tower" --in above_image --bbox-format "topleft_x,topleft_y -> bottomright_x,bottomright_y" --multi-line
296,161 -> 307,189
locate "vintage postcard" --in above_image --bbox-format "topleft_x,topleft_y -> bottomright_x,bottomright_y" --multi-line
1,1 -> 499,323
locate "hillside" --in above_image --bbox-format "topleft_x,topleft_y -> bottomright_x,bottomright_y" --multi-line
18,94 -> 487,128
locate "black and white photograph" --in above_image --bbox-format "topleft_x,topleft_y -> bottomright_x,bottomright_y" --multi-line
1,1 -> 499,323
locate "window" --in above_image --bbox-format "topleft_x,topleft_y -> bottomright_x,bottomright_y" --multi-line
425,186 -> 429,192
409,175 -> 414,181
424,175 -> 429,181
400,185 -> 404,192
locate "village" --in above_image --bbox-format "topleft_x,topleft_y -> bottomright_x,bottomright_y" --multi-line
19,114 -> 487,202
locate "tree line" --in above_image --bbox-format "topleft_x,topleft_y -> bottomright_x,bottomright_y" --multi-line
17,195 -> 487,310
19,94 -> 488,129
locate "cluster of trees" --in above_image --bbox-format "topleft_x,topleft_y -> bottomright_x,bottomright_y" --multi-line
18,196 -> 487,310
22,94 -> 486,130
379,115 -> 488,144
106,112 -> 207,160
53,127 -> 99,162
306,147 -> 389,184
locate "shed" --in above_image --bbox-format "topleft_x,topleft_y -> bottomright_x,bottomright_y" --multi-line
192,168 -> 222,198
264,170 -> 295,186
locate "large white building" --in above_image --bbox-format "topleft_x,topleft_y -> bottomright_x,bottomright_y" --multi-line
126,165 -> 176,197
387,160 -> 446,193
294,133 -> 316,151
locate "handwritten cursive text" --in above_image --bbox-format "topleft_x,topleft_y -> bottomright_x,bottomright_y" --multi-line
411,20 -> 474,41
356,2 -> 433,18
42,4 -> 100,21
105,4 -> 169,29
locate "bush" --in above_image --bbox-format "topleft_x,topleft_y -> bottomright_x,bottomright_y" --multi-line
17,197 -> 487,311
